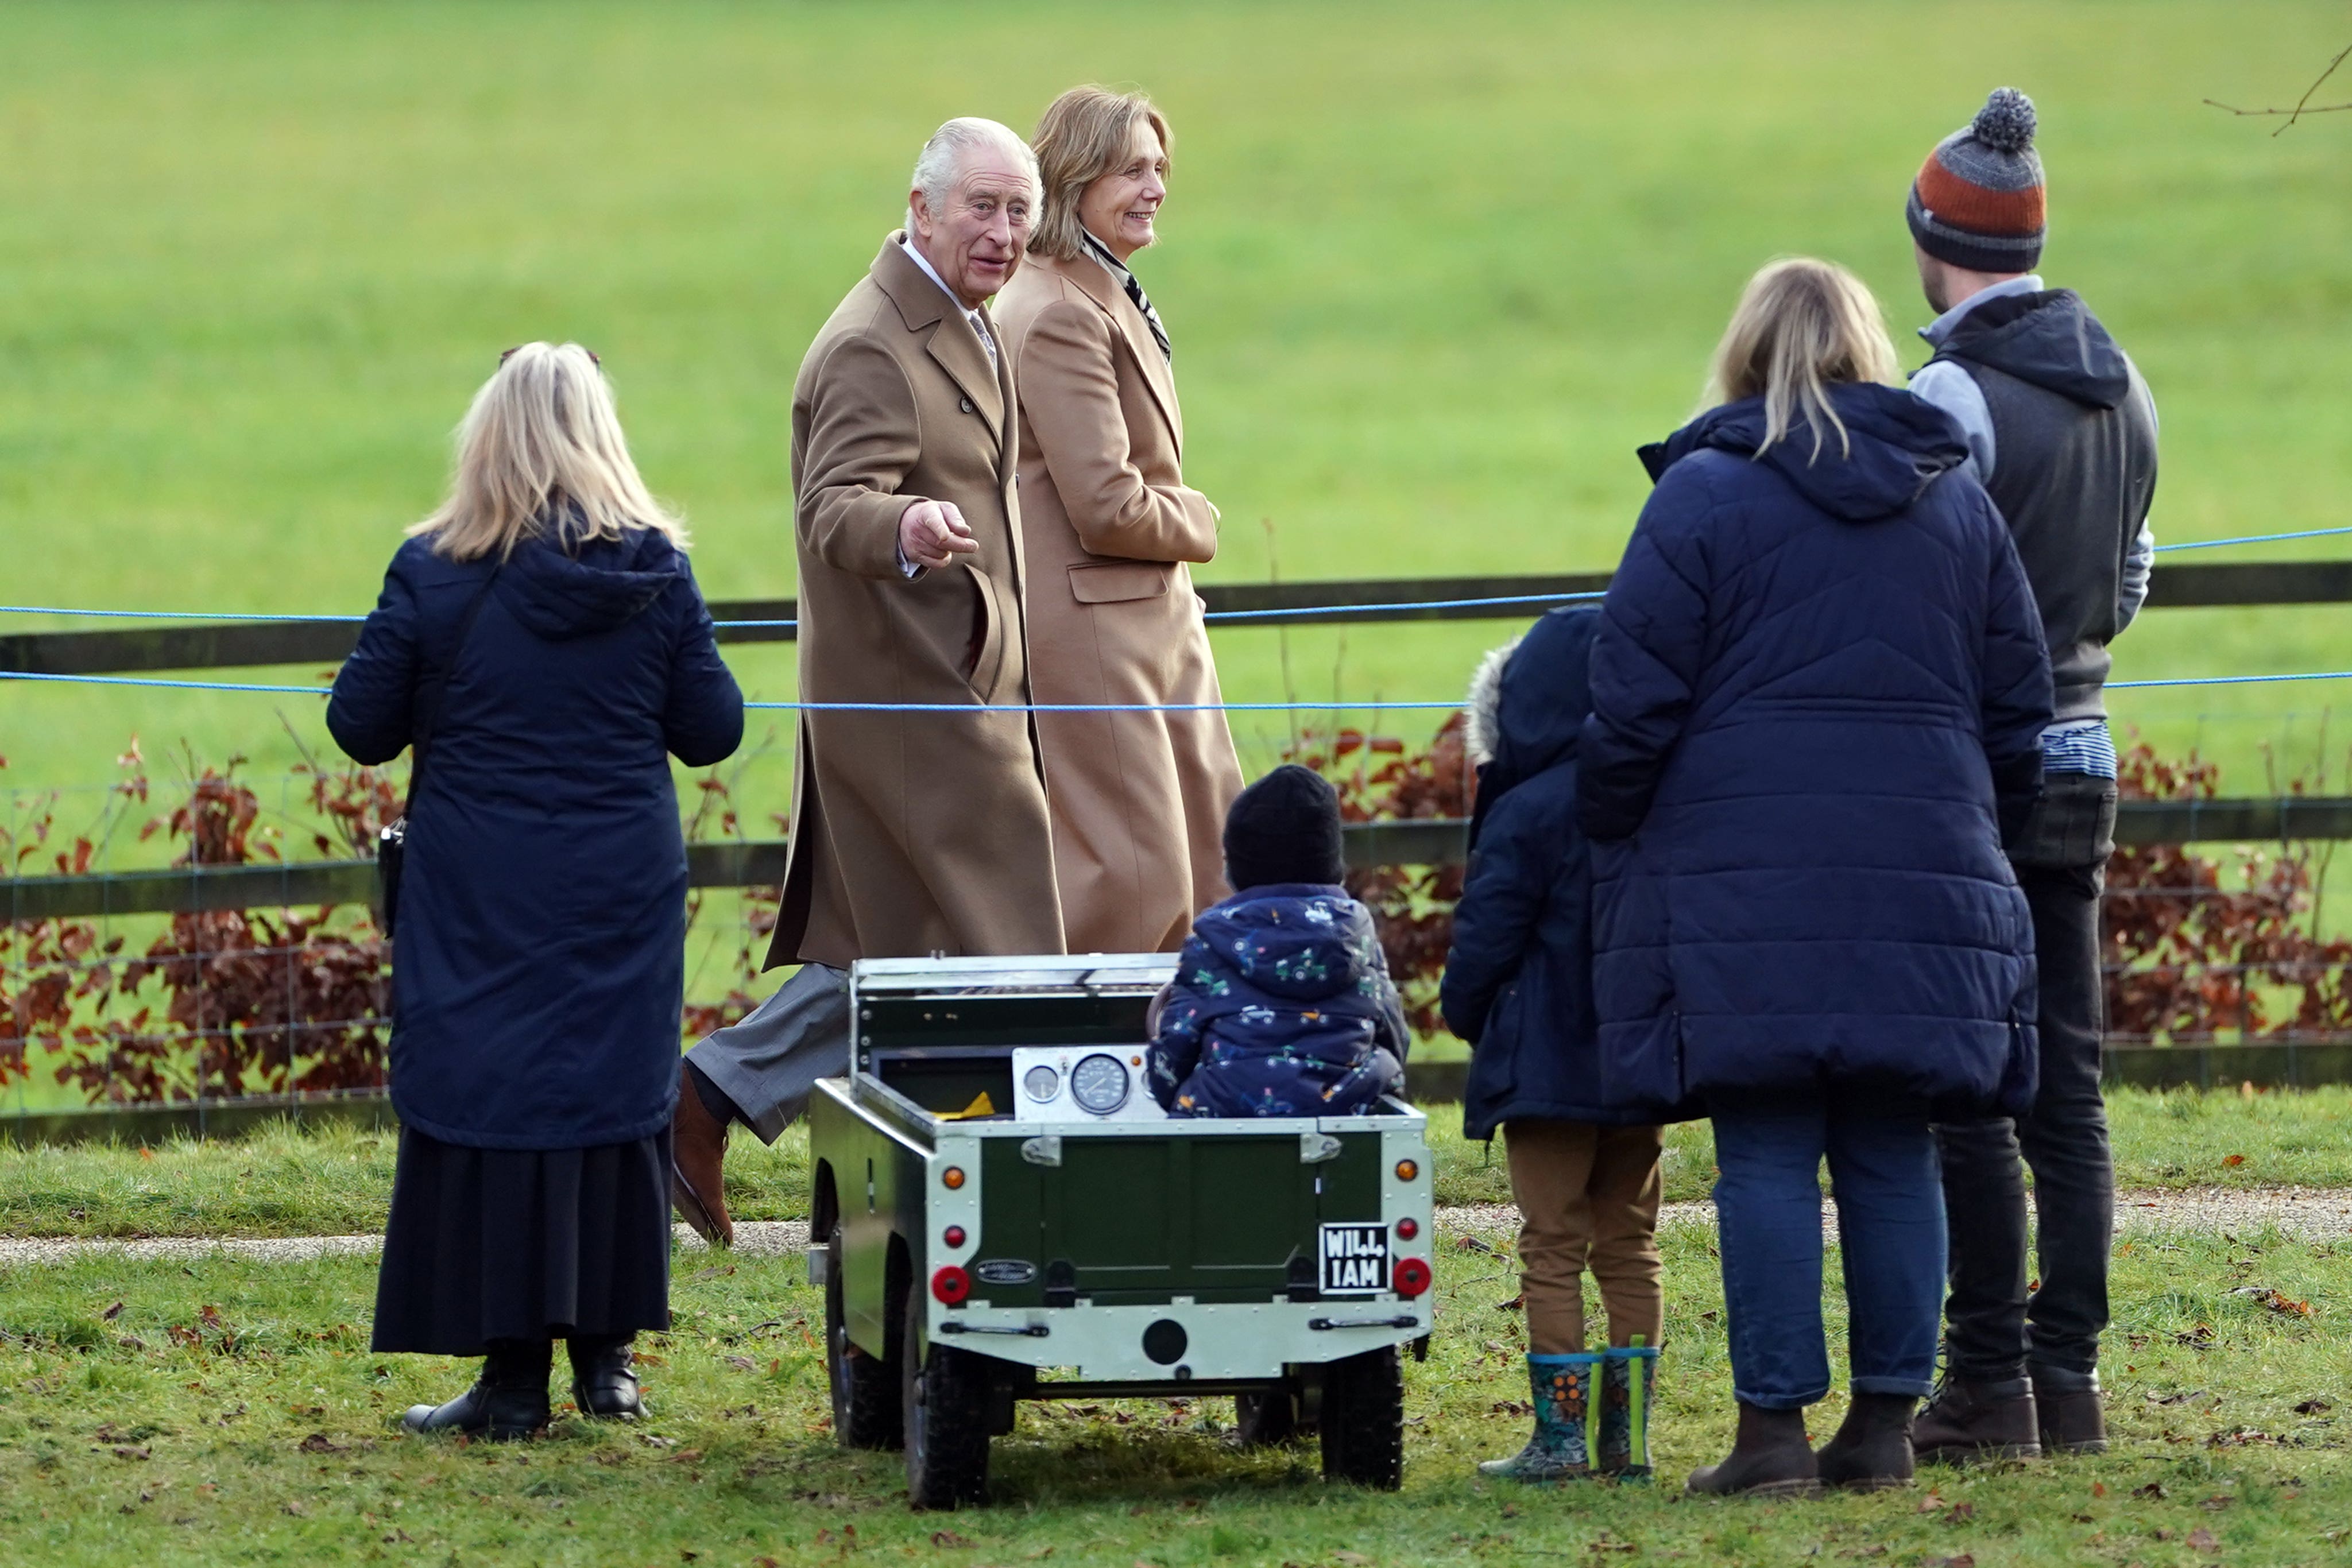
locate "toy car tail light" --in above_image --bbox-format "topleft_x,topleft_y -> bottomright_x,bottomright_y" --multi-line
1393,1257 -> 1432,1298
943,1225 -> 966,1248
932,1265 -> 972,1305
1395,1217 -> 1419,1241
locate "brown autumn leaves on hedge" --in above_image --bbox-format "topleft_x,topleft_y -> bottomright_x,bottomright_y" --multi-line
1,726 -> 2346,1106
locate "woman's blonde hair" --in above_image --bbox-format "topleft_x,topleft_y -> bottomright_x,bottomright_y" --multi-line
1706,258 -> 1901,462
1028,86 -> 1172,261
409,343 -> 685,562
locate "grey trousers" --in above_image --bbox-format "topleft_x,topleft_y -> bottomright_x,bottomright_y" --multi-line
683,963 -> 852,1144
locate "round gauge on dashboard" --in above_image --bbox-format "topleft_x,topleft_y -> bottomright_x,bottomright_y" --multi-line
1022,1063 -> 1062,1104
1068,1052 -> 1130,1115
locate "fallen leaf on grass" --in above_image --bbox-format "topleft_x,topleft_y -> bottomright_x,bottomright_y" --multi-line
2292,1396 -> 2332,1415
1332,1555 -> 1374,1567
2146,1389 -> 2204,1405
2133,1482 -> 2168,1500
283,1501 -> 307,1517
1490,1400 -> 1533,1417
297,1433 -> 347,1455
931,1530 -> 972,1547
1925,1557 -> 1973,1568
726,1356 -> 760,1372
1941,1503 -> 1975,1525
2223,1153 -> 2245,1167
99,1300 -> 125,1321
672,1449 -> 703,1464
112,1445 -> 150,1461
2187,1526 -> 2220,1552
632,1350 -> 668,1367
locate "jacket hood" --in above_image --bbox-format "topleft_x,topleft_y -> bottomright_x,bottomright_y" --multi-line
1466,606 -> 1597,848
1640,381 -> 1968,524
1193,886 -> 1376,1003
495,524 -> 687,642
1935,288 -> 2131,410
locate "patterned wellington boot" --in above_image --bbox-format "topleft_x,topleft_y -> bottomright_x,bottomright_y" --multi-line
1478,1353 -> 1601,1482
1597,1339 -> 1660,1479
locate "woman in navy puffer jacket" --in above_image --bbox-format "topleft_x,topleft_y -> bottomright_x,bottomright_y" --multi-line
330,344 -> 742,1441
1577,261 -> 2051,1496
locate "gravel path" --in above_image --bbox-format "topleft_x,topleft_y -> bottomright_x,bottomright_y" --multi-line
4,1187 -> 2349,1268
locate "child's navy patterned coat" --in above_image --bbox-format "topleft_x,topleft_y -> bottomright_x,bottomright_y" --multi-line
1147,884 -> 1411,1117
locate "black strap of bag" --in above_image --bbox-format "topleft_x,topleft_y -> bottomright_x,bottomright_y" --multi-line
373,567 -> 502,936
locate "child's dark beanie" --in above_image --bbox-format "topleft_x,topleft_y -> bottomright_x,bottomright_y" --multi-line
1223,764 -> 1347,889
1908,87 -> 2046,274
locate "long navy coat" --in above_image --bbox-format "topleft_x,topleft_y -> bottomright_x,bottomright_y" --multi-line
1442,607 -> 1679,1140
1576,384 -> 2051,1117
328,528 -> 743,1149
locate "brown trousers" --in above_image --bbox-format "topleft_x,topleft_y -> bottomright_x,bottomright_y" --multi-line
1504,1120 -> 1666,1355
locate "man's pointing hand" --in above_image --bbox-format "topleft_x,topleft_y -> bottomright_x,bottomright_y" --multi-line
898,500 -> 980,571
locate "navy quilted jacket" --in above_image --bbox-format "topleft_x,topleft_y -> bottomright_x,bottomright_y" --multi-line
1148,886 -> 1410,1117
1576,384 -> 2052,1116
328,528 -> 744,1149
1441,607 -> 1680,1139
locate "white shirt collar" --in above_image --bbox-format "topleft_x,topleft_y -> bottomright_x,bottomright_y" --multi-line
898,235 -> 994,360
1920,273 -> 2044,347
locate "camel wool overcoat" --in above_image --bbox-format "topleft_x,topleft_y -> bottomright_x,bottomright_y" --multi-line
993,249 -> 1244,954
764,235 -> 1066,970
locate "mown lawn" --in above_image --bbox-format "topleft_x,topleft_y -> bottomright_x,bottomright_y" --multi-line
1,1222 -> 2346,1565
1,0 -> 2348,818
5,1087 -> 2350,1239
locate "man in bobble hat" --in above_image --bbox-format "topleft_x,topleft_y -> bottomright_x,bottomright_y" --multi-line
1904,87 -> 2160,1465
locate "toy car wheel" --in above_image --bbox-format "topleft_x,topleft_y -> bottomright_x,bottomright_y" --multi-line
825,1222 -> 903,1450
902,1302 -> 992,1509
1318,1346 -> 1404,1490
1235,1387 -> 1310,1447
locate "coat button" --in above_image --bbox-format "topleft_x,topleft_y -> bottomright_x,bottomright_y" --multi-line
960,397 -> 974,414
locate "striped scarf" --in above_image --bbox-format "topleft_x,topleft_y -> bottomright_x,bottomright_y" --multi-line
1081,231 -> 1173,363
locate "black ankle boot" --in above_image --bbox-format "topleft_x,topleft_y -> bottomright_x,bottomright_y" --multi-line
1686,1401 -> 1820,1497
401,1338 -> 552,1440
568,1334 -> 644,1420
1815,1391 -> 1918,1490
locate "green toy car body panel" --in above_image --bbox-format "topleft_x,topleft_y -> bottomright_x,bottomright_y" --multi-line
808,955 -> 1434,1387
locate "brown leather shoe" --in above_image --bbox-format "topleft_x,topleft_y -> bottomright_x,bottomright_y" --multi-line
670,1063 -> 734,1248
2035,1383 -> 2107,1455
1913,1376 -> 2041,1465
1686,1401 -> 1821,1498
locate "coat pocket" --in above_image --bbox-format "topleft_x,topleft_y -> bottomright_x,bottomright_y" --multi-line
958,563 -> 1005,696
1067,560 -> 1171,605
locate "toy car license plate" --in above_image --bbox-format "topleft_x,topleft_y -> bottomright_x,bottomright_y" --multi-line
1318,1222 -> 1391,1295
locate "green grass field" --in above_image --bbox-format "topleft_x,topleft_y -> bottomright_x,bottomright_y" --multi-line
3,1222 -> 2347,1565
3,0 -> 2350,837
5,1087 -> 2348,1238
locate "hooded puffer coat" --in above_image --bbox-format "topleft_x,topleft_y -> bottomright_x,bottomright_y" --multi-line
328,526 -> 744,1149
1147,886 -> 1410,1117
1441,607 -> 1685,1139
1576,382 -> 2052,1117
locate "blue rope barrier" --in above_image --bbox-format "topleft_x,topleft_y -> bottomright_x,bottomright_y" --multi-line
2108,669 -> 2352,690
1204,590 -> 1607,621
7,667 -> 2352,703
2152,525 -> 2352,553
0,605 -> 362,622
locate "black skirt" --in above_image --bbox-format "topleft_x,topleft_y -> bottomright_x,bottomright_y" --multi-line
371,1124 -> 674,1356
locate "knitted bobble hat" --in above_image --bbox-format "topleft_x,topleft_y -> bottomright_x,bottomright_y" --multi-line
1222,764 -> 1347,890
1908,87 -> 2047,274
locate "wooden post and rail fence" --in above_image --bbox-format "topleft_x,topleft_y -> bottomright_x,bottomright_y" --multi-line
5,557 -> 2350,1138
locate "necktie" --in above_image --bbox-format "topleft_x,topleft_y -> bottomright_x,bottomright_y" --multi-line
1083,232 -> 1173,363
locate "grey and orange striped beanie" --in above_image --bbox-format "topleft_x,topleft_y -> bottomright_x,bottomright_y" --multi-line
1906,88 -> 2045,274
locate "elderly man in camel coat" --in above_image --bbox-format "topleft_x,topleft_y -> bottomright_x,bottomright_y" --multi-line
994,87 -> 1243,954
670,119 -> 1065,1245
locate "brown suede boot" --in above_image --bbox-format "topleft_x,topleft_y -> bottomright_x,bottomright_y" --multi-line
1814,1392 -> 1917,1490
1913,1376 -> 2041,1465
2035,1382 -> 2107,1456
1686,1401 -> 1820,1498
670,1063 -> 734,1247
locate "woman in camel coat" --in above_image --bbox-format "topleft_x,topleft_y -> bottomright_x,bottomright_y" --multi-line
995,86 -> 1244,954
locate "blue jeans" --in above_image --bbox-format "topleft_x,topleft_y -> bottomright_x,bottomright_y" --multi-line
1711,1093 -> 1946,1409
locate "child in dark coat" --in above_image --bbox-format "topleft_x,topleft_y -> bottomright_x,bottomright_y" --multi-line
1147,765 -> 1410,1117
1440,606 -> 1670,1482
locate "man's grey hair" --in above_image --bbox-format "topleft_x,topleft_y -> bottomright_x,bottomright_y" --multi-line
906,117 -> 1039,229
